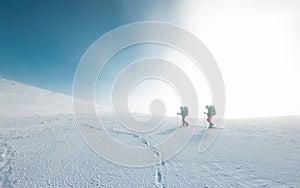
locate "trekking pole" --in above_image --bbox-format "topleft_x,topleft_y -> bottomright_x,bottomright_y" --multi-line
203,113 -> 207,128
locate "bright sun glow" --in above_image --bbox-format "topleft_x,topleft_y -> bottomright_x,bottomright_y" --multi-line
128,79 -> 181,117
178,0 -> 300,118
127,46 -> 212,117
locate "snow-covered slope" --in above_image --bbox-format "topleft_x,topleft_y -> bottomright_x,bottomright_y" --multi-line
0,78 -> 73,118
0,78 -> 299,187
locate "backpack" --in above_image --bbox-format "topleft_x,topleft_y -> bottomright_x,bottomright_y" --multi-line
210,105 -> 216,115
183,106 -> 189,116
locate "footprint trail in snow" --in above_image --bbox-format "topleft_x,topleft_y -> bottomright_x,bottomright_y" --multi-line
112,128 -> 166,188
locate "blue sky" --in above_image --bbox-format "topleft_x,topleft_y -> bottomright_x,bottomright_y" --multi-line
0,0 -> 181,94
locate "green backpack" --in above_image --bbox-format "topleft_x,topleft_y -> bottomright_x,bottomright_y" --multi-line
210,105 -> 216,115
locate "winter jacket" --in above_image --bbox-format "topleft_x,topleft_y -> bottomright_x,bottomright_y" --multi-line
206,107 -> 212,116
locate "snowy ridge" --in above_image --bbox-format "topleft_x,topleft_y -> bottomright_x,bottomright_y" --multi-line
0,77 -> 73,118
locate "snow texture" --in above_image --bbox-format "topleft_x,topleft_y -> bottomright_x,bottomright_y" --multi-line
0,77 -> 299,187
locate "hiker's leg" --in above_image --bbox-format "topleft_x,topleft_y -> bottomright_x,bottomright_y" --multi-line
185,116 -> 189,126
208,116 -> 213,127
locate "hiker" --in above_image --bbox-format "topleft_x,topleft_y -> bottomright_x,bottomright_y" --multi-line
177,106 -> 189,126
204,105 -> 216,128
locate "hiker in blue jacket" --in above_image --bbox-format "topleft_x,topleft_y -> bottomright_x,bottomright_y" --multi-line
177,106 -> 189,126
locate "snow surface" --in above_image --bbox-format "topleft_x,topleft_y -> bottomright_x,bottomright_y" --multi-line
0,77 -> 299,187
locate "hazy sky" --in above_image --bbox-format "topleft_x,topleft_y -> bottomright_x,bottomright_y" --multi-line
1,0 -> 299,118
